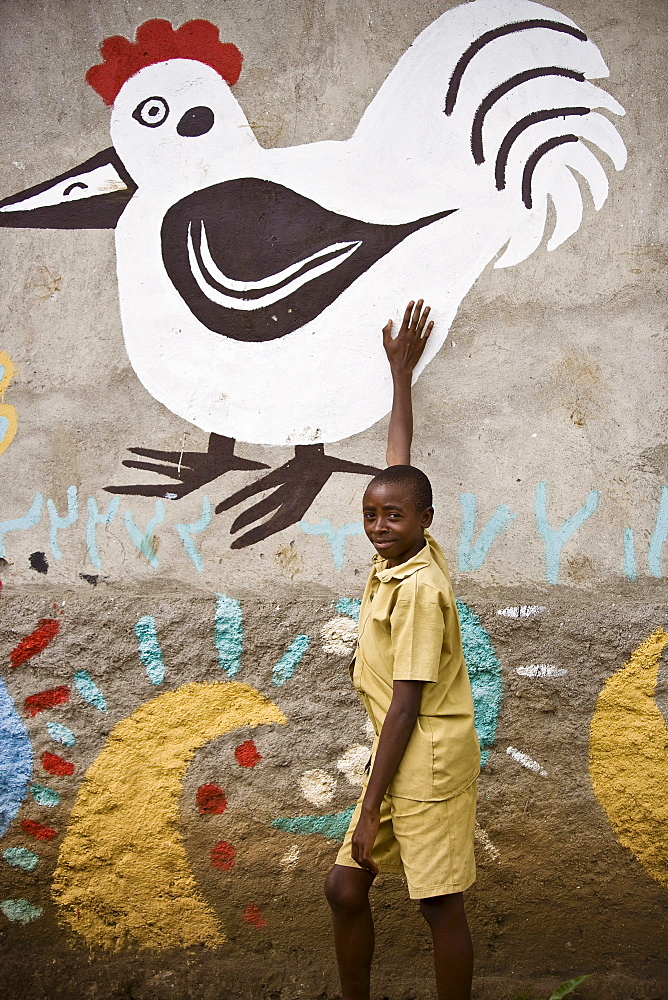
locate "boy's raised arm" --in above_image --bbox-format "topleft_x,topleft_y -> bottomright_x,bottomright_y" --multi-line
382,299 -> 433,467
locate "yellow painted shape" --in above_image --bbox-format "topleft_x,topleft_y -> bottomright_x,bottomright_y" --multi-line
589,629 -> 668,889
0,351 -> 14,393
52,681 -> 286,951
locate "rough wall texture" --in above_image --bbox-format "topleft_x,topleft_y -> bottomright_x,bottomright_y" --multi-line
0,1 -> 666,998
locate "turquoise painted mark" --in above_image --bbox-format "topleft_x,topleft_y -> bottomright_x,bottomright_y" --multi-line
0,898 -> 43,924
30,782 -> 61,807
46,485 -> 78,561
123,499 -> 165,569
300,519 -> 365,569
214,594 -> 243,677
175,496 -> 211,573
458,493 -> 517,572
623,528 -> 637,581
3,847 -> 39,871
272,806 -> 354,842
0,416 -> 8,441
86,496 -> 120,571
73,670 -> 107,712
648,486 -> 668,578
456,600 -> 503,767
534,480 -> 600,584
0,678 -> 32,838
0,493 -> 43,559
336,598 -> 361,622
272,635 -> 311,687
134,615 -> 165,685
45,721 -> 76,747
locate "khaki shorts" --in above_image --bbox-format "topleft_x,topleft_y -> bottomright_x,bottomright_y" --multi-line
335,780 -> 477,900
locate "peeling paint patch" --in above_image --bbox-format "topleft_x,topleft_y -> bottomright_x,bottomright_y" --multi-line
134,614 -> 165,685
496,605 -> 546,618
506,746 -> 548,777
321,616 -> 357,656
0,898 -> 43,924
517,664 -> 567,677
474,823 -> 500,861
3,847 -> 39,871
272,634 -> 310,686
73,671 -> 107,712
0,677 -> 32,836
214,594 -> 243,677
336,745 -> 370,786
300,768 -> 336,806
272,807 -> 354,842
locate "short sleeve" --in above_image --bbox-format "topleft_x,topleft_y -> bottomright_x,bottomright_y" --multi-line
390,589 -> 445,683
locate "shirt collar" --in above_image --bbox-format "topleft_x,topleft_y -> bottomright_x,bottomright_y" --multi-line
373,534 -> 432,583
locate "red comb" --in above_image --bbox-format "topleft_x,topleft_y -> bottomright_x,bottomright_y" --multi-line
86,19 -> 243,105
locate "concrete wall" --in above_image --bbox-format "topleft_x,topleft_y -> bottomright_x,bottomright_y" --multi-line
0,1 -> 666,997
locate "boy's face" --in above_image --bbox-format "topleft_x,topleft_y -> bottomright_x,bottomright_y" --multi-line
362,481 -> 433,567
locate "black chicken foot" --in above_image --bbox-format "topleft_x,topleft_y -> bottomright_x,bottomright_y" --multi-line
103,433 -> 268,500
215,443 -> 381,549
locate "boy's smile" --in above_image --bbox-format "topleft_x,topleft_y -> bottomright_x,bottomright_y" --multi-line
362,481 -> 433,568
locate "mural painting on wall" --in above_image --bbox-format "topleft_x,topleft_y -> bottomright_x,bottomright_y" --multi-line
0,0 -> 626,548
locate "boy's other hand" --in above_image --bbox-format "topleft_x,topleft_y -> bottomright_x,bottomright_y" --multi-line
383,298 -> 434,378
351,807 -> 380,875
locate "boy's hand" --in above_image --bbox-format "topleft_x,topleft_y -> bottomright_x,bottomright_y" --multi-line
383,299 -> 434,378
351,807 -> 380,875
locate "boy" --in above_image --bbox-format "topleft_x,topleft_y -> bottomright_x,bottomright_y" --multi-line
324,300 -> 480,1000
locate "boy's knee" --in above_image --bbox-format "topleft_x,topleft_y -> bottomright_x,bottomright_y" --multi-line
419,891 -> 464,925
324,865 -> 371,913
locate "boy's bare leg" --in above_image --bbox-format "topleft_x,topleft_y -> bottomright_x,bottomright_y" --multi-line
419,892 -> 473,1000
324,864 -> 377,1000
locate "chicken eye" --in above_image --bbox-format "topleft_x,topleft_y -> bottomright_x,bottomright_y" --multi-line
132,96 -> 169,128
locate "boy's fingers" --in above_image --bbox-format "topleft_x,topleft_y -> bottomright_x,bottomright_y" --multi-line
402,301 -> 415,329
410,299 -> 424,331
425,320 -> 434,337
416,304 -> 430,334
382,319 -> 393,342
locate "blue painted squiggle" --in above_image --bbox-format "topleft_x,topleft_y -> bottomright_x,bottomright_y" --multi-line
272,807 -> 354,842
456,600 -> 503,767
47,485 -> 78,561
458,493 -> 517,571
272,635 -> 311,687
0,493 -> 43,559
123,500 -> 165,568
648,486 -> 668,578
45,721 -> 76,747
73,670 -> 107,712
134,615 -> 165,685
623,527 -> 637,581
214,594 -> 243,677
336,597 -> 361,621
534,480 -> 600,584
175,496 -> 211,573
86,496 -> 120,571
0,678 -> 32,838
300,519 -> 364,568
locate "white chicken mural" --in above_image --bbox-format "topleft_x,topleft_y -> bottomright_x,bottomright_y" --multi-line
0,0 -> 626,547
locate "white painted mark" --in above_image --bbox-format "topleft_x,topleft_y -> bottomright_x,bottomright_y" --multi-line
516,664 -> 567,677
506,746 -> 547,777
363,717 -> 376,741
474,822 -> 500,861
496,605 -> 547,618
336,745 -> 371,786
321,616 -> 358,656
279,844 -> 300,869
299,768 -> 336,806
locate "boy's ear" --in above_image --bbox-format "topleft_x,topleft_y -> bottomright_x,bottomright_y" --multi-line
421,507 -> 434,528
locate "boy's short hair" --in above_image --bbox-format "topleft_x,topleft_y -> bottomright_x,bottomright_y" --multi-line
367,465 -> 433,512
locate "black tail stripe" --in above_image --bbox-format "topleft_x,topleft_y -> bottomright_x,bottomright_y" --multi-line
444,19 -> 588,116
522,134 -> 579,209
495,107 -> 590,189
472,67 -> 585,164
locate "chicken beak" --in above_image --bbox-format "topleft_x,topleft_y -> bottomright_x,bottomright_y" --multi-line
0,147 -> 137,229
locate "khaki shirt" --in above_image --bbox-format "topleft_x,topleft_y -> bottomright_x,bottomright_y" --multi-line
352,531 -> 480,801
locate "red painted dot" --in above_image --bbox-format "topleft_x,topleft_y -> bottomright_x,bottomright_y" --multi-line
234,739 -> 261,768
197,783 -> 228,815
24,685 -> 70,718
21,819 -> 57,841
210,840 -> 236,870
242,903 -> 265,928
41,751 -> 75,776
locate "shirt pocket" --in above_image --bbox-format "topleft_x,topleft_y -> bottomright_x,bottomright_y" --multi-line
388,715 -> 434,799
